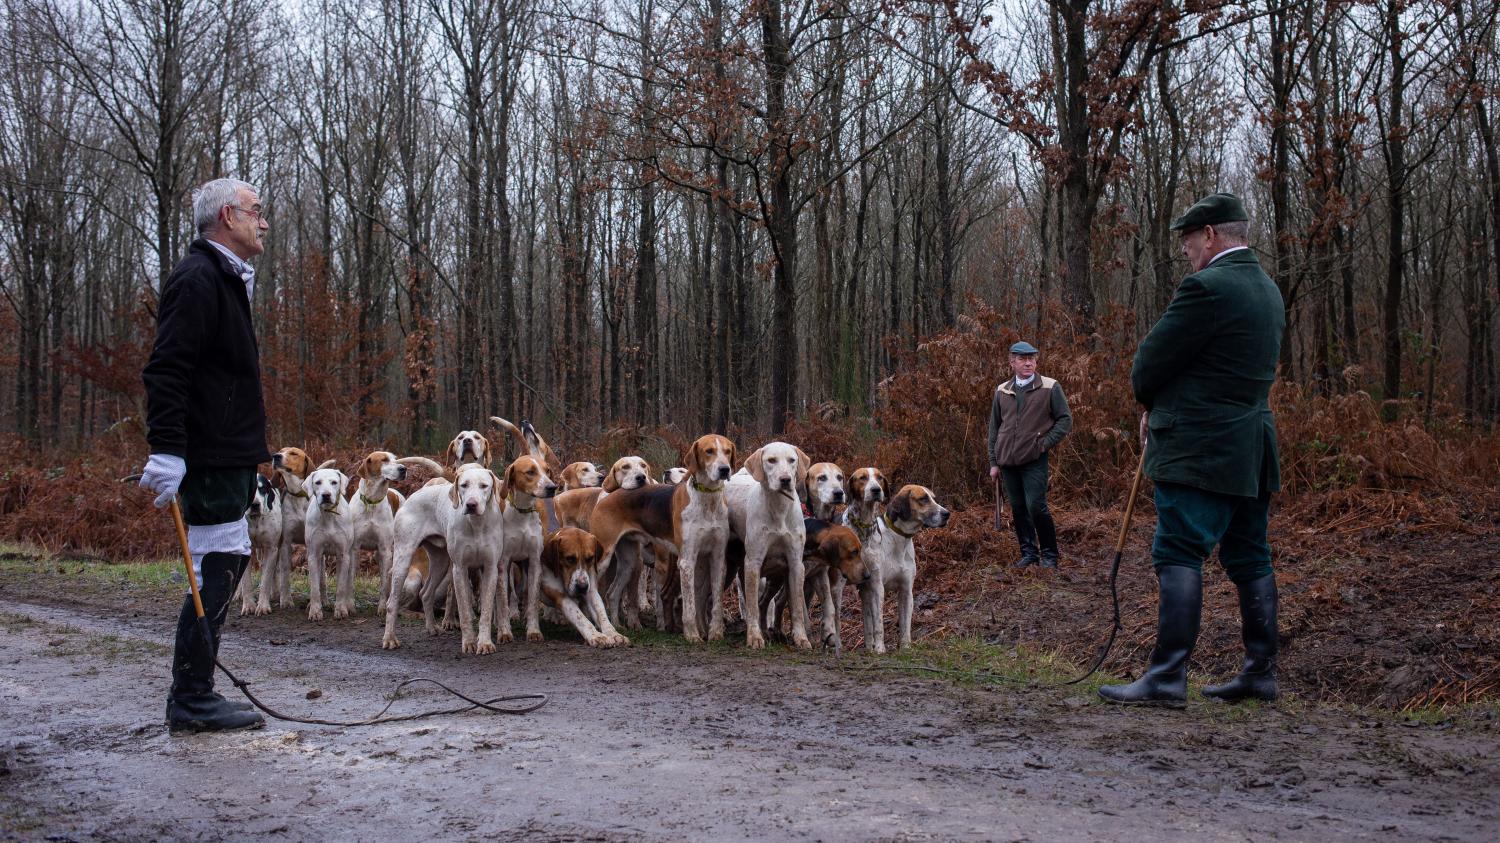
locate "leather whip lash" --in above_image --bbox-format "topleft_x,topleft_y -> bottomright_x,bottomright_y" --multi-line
1060,443 -> 1148,685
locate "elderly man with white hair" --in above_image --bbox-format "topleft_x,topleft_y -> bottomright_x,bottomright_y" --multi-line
139,177 -> 272,733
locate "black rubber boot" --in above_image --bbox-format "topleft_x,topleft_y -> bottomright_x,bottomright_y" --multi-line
1099,565 -> 1202,706
1013,524 -> 1039,568
166,553 -> 264,733
1035,511 -> 1059,568
1202,573 -> 1278,703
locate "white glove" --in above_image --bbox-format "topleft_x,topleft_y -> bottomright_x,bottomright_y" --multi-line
139,454 -> 187,509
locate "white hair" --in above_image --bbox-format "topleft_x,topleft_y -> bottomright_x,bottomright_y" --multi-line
192,178 -> 255,236
1215,220 -> 1250,243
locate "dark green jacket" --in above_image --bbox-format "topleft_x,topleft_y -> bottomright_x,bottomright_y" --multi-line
1131,248 -> 1284,497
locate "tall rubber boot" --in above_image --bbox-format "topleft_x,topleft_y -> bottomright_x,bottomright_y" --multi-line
1202,573 -> 1278,702
1012,523 -> 1039,568
1099,565 -> 1202,706
166,553 -> 264,733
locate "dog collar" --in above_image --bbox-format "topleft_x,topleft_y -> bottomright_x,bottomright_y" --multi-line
691,480 -> 723,494
882,513 -> 918,539
846,514 -> 875,539
285,488 -> 309,499
360,493 -> 384,508
320,503 -> 341,514
507,495 -> 537,515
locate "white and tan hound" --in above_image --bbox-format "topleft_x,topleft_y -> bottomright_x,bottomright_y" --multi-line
849,484 -> 950,652
724,442 -> 813,649
302,464 -> 355,621
347,451 -> 431,614
382,464 -> 506,654
559,461 -> 604,492
268,446 -> 316,611
487,455 -> 559,643
804,462 -> 848,521
661,467 -> 689,485
589,435 -> 735,642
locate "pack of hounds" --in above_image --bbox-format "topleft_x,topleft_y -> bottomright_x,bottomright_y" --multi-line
243,418 -> 951,655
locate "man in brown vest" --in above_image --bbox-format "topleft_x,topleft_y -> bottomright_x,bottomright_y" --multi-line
987,341 -> 1073,567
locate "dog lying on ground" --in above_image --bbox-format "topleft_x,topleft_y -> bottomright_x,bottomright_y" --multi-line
539,528 -> 628,647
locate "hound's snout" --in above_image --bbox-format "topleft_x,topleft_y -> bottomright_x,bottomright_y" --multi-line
717,466 -> 731,480
833,490 -> 846,503
633,473 -> 646,487
779,477 -> 792,490
542,483 -> 558,498
464,502 -> 480,515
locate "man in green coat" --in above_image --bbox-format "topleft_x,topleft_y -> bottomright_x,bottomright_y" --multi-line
1099,192 -> 1285,706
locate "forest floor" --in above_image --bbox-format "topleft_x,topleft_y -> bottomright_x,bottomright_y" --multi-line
1,550 -> 1496,842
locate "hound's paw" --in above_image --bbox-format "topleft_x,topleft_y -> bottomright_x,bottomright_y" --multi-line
499,630 -> 515,644
871,644 -> 887,654
476,641 -> 496,655
239,603 -> 253,617
425,622 -> 441,636
586,634 -> 610,648
307,606 -> 324,621
610,633 -> 631,647
526,630 -> 544,643
440,618 -> 458,632
253,603 -> 273,616
333,604 -> 351,619
792,635 -> 813,651
745,632 -> 766,650
461,640 -> 478,654
381,634 -> 401,650
682,630 -> 703,644
707,625 -> 725,642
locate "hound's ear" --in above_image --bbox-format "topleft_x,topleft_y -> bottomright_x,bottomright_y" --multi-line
745,448 -> 766,484
540,536 -> 557,570
887,487 -> 913,523
442,440 -> 457,468
722,439 -> 737,473
795,453 -> 811,502
271,472 -> 285,491
680,442 -> 701,478
448,476 -> 461,509
586,534 -> 605,567
490,470 -> 504,511
477,436 -> 493,468
602,464 -> 622,493
357,456 -> 372,480
339,472 -> 351,497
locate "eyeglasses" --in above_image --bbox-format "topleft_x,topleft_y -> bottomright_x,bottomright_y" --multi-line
228,204 -> 265,221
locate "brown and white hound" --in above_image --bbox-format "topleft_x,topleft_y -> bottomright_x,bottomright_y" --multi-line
589,435 -> 736,643
848,484 -> 950,652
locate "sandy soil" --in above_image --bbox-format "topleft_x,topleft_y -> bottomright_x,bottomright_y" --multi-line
1,568 -> 1496,842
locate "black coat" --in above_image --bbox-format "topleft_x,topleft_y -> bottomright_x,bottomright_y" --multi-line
142,239 -> 271,468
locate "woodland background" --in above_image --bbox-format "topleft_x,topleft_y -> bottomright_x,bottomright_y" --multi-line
1,0 -> 1497,709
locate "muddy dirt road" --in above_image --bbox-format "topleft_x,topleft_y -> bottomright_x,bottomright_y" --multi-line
2,574 -> 1496,842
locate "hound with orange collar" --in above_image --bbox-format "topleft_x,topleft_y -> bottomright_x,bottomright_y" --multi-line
589,435 -> 735,642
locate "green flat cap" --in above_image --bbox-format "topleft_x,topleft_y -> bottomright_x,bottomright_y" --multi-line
1170,192 -> 1249,231
1010,341 -> 1039,355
